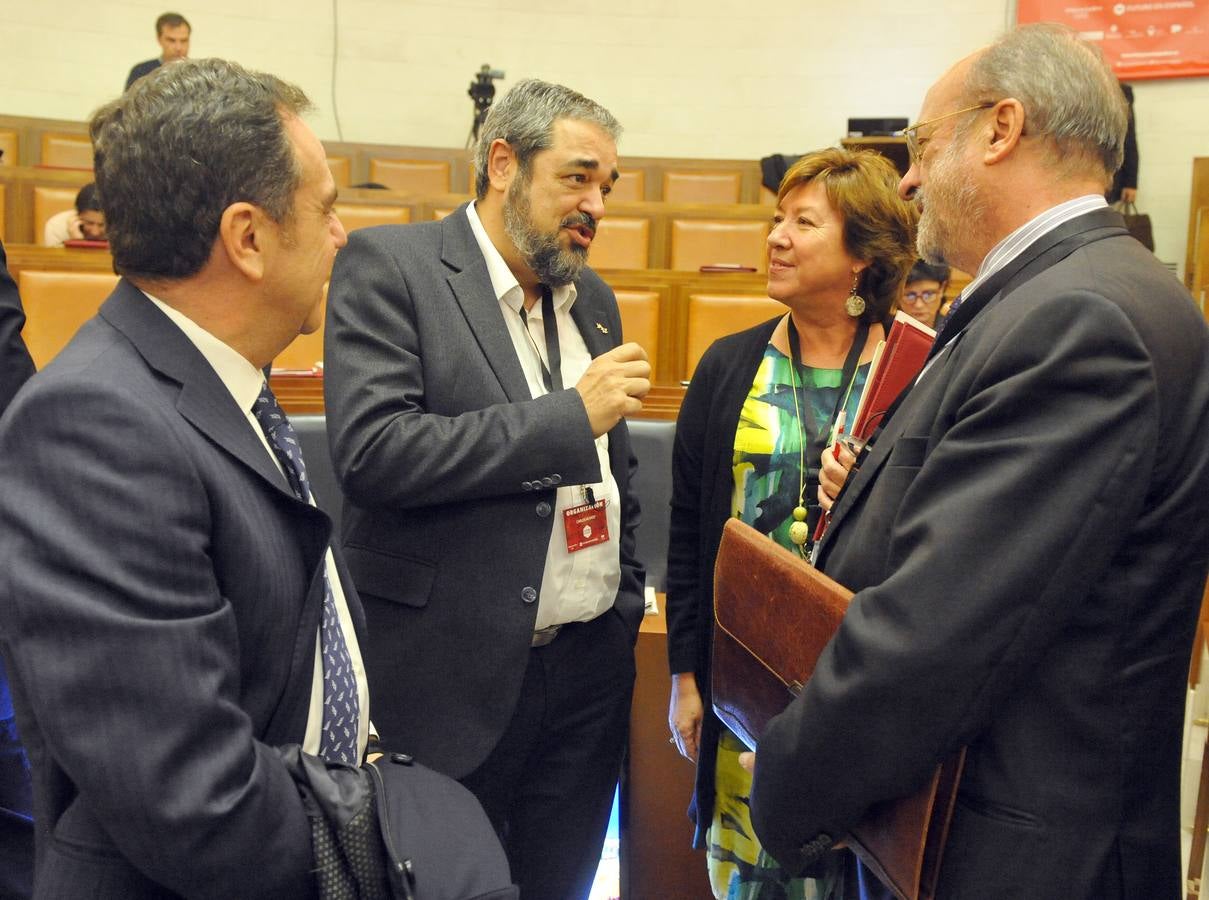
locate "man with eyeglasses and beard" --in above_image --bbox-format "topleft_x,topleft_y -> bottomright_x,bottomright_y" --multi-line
749,23 -> 1209,899
324,79 -> 649,900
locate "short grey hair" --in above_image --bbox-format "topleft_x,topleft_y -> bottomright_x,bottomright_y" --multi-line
91,58 -> 311,281
961,23 -> 1127,182
473,79 -> 621,199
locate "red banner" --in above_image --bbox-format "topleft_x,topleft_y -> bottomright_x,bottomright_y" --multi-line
1017,0 -> 1209,80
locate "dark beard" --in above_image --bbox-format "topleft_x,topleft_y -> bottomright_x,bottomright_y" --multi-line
503,175 -> 592,287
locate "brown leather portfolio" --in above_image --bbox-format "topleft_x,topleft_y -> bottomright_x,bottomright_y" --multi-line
712,518 -> 965,900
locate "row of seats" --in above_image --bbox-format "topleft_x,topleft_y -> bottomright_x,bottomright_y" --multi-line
5,177 -> 775,272
0,130 -> 93,170
327,156 -> 760,206
14,266 -> 782,384
0,125 -> 771,205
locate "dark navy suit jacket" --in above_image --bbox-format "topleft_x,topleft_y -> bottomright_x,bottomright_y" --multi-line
0,281 -> 366,899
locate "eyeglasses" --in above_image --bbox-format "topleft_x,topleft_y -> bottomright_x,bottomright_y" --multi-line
902,102 -> 996,165
903,289 -> 940,303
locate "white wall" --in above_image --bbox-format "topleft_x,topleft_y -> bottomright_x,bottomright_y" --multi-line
0,0 -> 1204,274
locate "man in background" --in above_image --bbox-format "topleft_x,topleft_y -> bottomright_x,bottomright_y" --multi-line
0,240 -> 35,900
324,79 -> 649,900
124,12 -> 190,91
0,58 -> 368,898
41,183 -> 105,246
750,24 -> 1209,897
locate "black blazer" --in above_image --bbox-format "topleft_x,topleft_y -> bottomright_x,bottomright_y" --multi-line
750,209 -> 1209,898
666,315 -> 780,845
0,281 -> 366,899
324,205 -> 645,779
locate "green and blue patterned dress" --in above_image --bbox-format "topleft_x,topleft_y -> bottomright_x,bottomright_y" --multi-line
706,340 -> 869,900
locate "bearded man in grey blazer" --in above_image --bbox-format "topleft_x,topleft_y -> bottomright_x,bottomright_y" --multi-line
324,79 -> 649,900
750,24 -> 1209,899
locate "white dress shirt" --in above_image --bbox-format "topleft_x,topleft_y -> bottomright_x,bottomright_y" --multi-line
465,202 -> 622,630
145,293 -> 371,759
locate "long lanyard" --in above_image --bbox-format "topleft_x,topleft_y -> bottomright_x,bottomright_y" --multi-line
786,315 -> 869,452
518,284 -> 562,392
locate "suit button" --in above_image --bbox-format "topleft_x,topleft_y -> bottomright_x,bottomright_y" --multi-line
536,501 -> 552,517
521,586 -> 538,603
551,474 -> 562,485
541,476 -> 554,487
521,481 -> 533,491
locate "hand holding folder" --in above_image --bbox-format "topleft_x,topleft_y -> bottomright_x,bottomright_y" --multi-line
814,311 -> 937,544
712,518 -> 965,900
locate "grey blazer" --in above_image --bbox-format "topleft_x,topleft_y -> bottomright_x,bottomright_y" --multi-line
750,209 -> 1209,899
324,205 -> 645,779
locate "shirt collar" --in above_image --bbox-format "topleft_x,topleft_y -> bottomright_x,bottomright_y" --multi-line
143,291 -> 267,414
963,195 -> 1108,299
464,201 -> 577,314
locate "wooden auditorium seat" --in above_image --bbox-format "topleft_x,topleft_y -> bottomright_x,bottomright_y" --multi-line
33,186 -> 80,246
0,130 -> 17,167
272,288 -> 327,372
326,156 -> 352,187
683,292 -> 783,379
40,133 -> 93,170
333,203 -> 411,233
662,170 -> 742,204
609,170 -> 644,202
614,290 -> 660,374
19,270 -> 119,368
432,207 -> 458,220
0,184 -> 5,242
590,216 -> 650,270
369,158 -> 452,194
670,218 -> 769,273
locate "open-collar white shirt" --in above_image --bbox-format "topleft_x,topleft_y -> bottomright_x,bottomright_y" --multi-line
464,202 -> 621,630
145,292 -> 370,760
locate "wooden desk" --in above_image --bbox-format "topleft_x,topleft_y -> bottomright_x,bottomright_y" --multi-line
623,602 -> 712,899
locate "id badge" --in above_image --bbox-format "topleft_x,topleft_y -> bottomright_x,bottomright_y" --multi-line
564,499 -> 610,553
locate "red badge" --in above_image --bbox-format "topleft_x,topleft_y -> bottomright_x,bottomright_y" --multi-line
563,499 -> 610,552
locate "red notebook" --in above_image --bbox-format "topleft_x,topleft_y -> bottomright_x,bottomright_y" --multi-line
814,312 -> 935,544
848,311 -> 936,441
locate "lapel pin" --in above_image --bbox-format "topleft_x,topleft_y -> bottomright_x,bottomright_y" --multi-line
595,322 -> 609,334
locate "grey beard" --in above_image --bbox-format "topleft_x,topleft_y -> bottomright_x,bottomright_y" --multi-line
503,183 -> 588,287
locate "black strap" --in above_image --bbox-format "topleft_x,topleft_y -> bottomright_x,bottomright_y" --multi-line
786,315 -> 869,442
518,285 -> 563,392
784,315 -> 870,534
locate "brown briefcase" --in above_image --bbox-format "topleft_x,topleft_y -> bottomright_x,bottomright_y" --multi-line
712,518 -> 965,900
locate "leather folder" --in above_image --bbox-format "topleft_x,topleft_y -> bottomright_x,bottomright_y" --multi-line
712,518 -> 965,900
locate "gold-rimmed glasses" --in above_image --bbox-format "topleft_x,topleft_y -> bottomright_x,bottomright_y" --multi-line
902,102 -> 996,165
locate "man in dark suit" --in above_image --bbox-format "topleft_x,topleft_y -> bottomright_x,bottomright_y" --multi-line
324,79 -> 649,900
750,24 -> 1209,898
0,59 -> 368,898
0,241 -> 35,900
